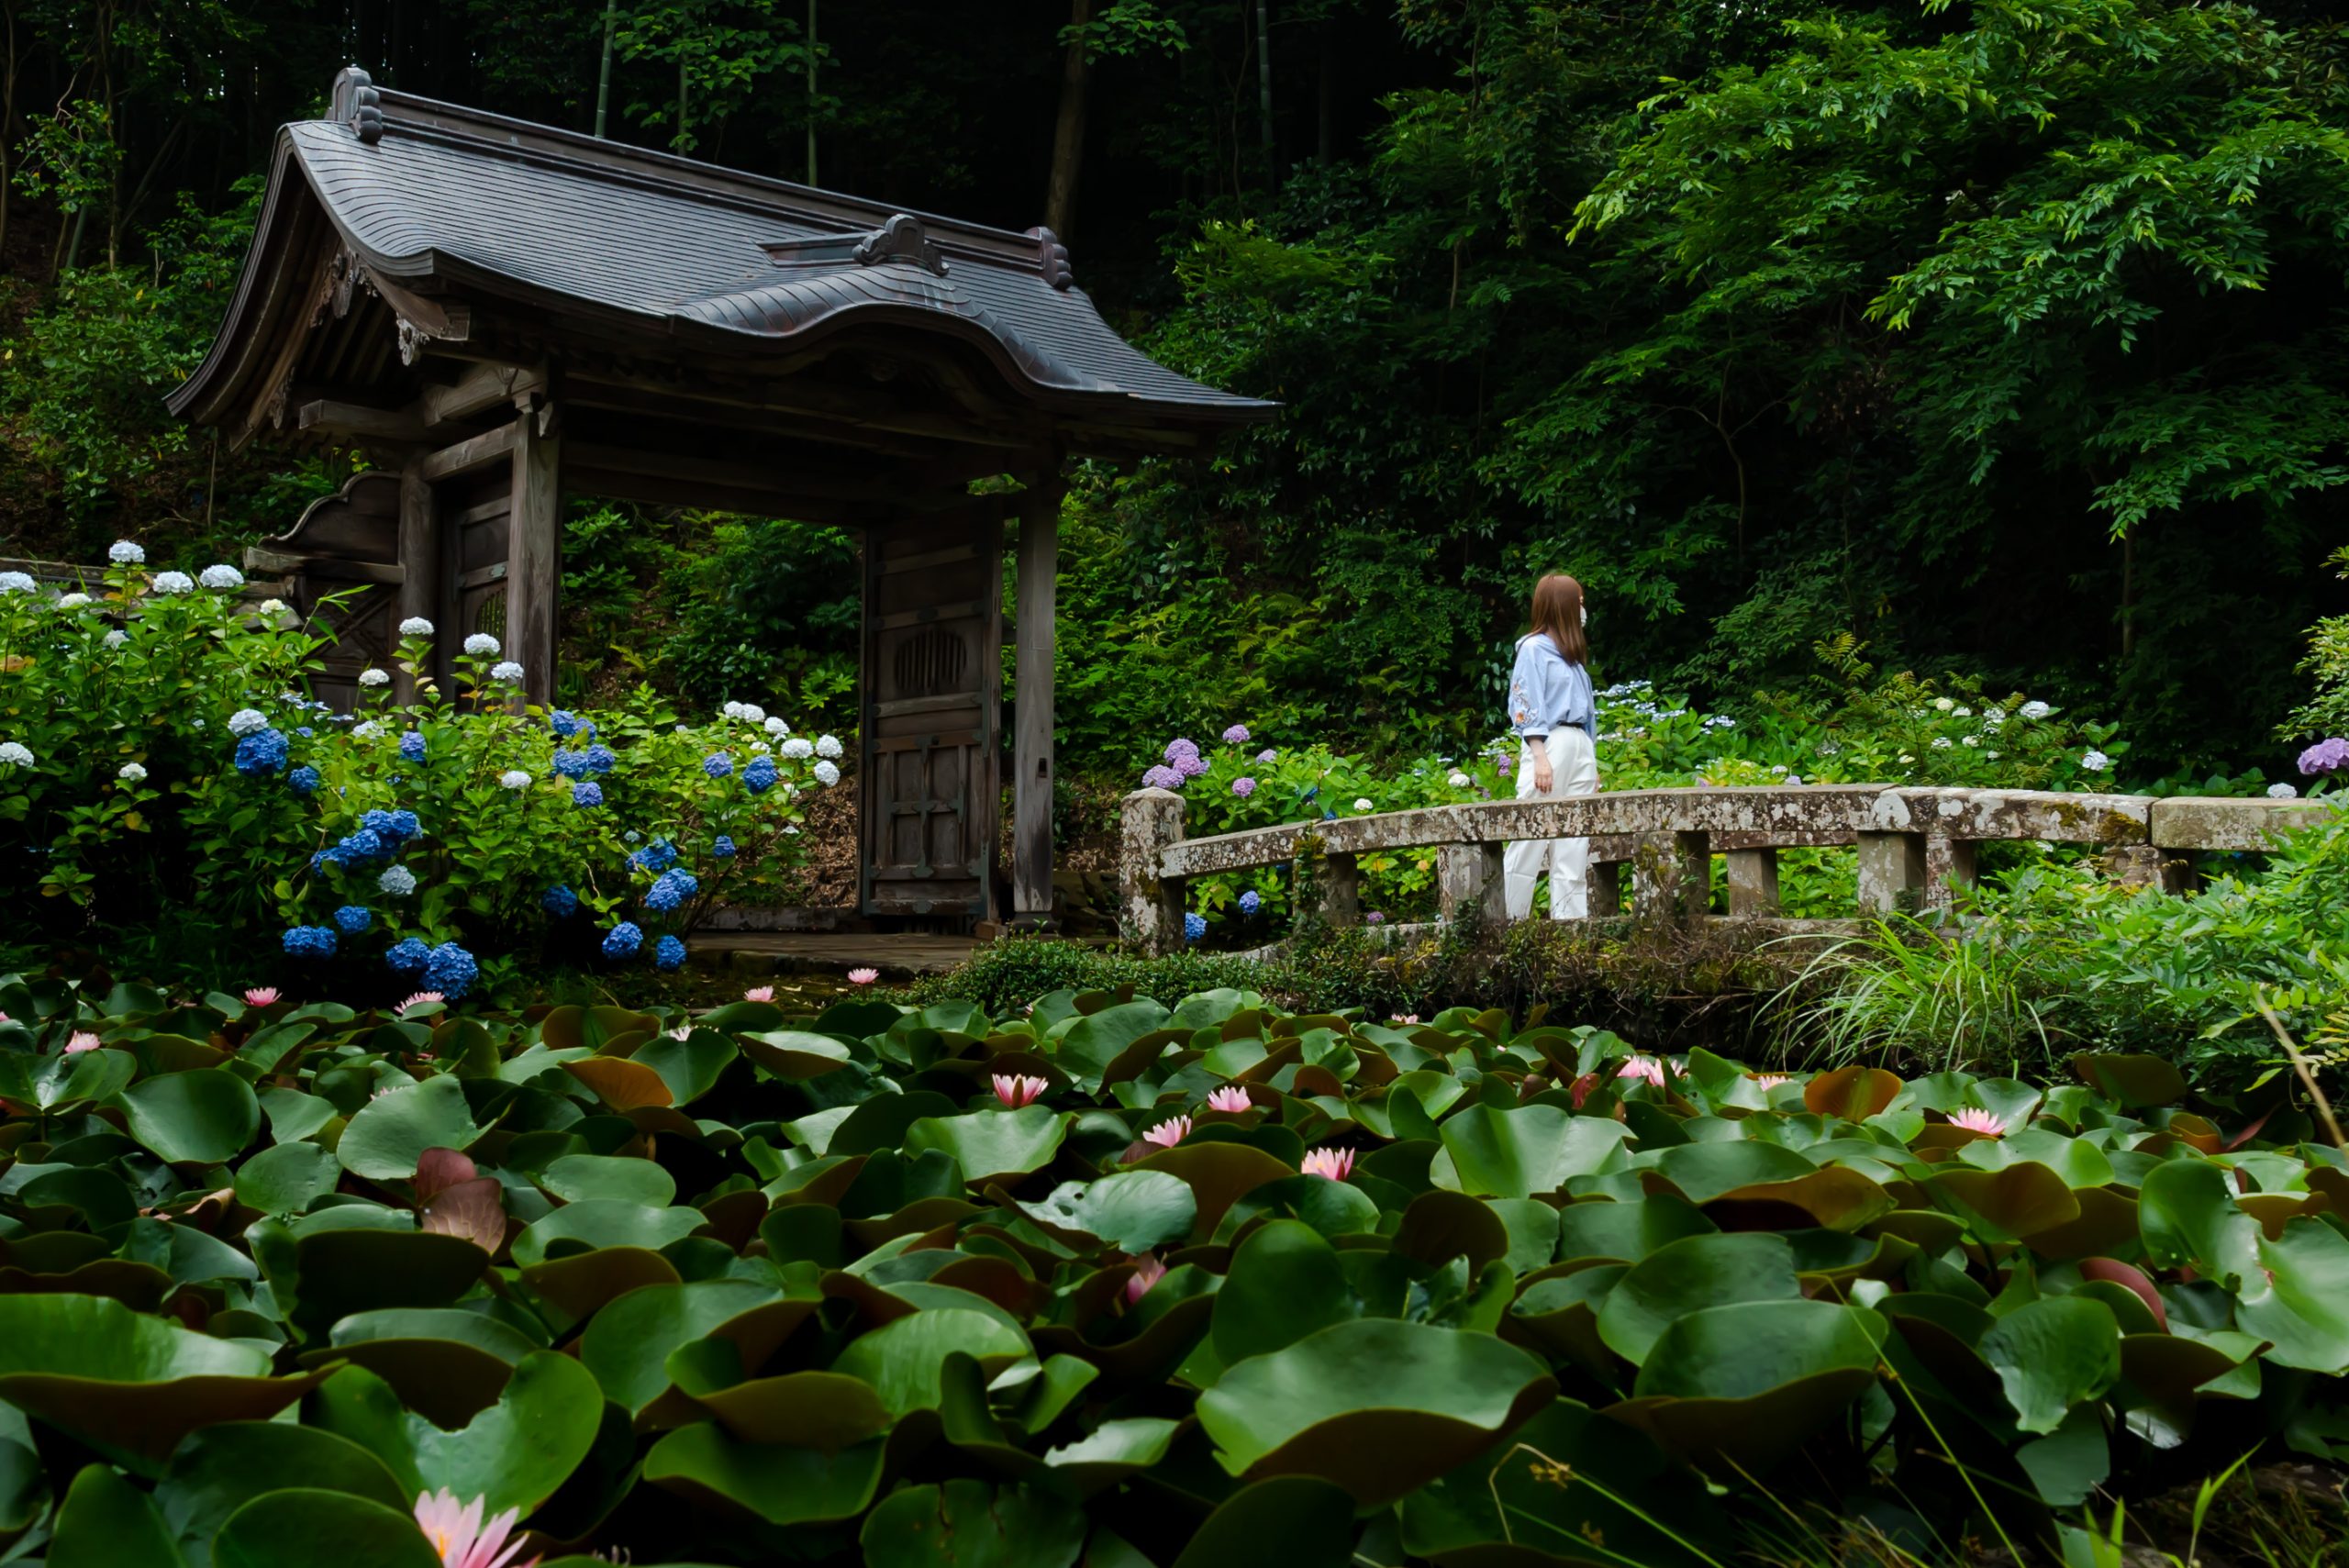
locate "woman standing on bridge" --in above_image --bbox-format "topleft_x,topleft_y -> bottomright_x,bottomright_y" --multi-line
1504,573 -> 1600,919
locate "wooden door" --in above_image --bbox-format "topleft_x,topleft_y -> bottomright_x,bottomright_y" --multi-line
859,504 -> 1004,920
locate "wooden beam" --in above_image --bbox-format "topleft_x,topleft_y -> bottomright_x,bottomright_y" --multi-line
1013,469 -> 1065,919
395,461 -> 436,705
244,548 -> 405,585
420,362 -> 548,428
296,399 -> 429,445
507,404 -> 562,706
420,420 -> 519,482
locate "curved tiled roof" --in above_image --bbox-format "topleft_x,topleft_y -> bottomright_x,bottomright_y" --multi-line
172,83 -> 1272,428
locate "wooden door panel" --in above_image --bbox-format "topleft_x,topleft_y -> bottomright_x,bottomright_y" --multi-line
859,506 -> 1002,919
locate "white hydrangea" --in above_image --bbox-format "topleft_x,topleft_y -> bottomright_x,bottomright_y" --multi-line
398,617 -> 434,638
107,539 -> 145,564
1447,772 -> 1472,788
2019,700 -> 2052,719
463,633 -> 500,657
0,571 -> 35,594
780,737 -> 815,760
1931,737 -> 1953,750
55,592 -> 90,609
722,701 -> 745,719
227,708 -> 269,737
1952,706 -> 1972,718
150,571 -> 195,595
813,759 -> 841,787
763,716 -> 789,736
815,734 -> 842,759
499,770 -> 532,790
1962,735 -> 1980,747
117,762 -> 147,783
751,741 -> 771,754
2269,782 -> 2300,799
489,661 -> 525,683
378,865 -> 417,896
198,564 -> 245,590
357,668 -> 391,688
1932,696 -> 1954,712
1353,797 -> 1375,812
2080,750 -> 2111,773
0,742 -> 32,768
103,629 -> 128,649
740,703 -> 767,725
352,719 -> 384,740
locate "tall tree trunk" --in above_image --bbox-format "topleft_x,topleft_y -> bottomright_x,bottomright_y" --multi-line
0,0 -> 17,257
1316,21 -> 1331,165
805,0 -> 818,184
594,0 -> 616,136
1043,0 -> 1091,239
1254,0 -> 1274,177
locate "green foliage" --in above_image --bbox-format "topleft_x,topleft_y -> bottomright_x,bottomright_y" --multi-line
0,975 -> 2339,1563
0,562 -> 841,984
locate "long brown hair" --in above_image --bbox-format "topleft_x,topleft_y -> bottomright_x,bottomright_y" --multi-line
1527,573 -> 1588,665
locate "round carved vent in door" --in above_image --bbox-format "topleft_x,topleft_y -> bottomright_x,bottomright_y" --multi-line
893,624 -> 968,697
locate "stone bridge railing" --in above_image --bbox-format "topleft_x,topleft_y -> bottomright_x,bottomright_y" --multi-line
1117,783 -> 2333,955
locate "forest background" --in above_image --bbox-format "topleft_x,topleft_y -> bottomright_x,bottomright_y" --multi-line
5,0 -> 2347,782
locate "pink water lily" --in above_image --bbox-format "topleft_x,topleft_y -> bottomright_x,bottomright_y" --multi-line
1301,1147 -> 1356,1181
993,1073 -> 1049,1108
1948,1106 -> 2008,1138
64,1030 -> 100,1054
1125,1253 -> 1166,1305
1141,1115 -> 1191,1149
847,967 -> 879,985
1390,1013 -> 1420,1027
742,985 -> 775,1003
400,991 -> 445,1013
1206,1085 -> 1251,1113
1616,1055 -> 1666,1088
242,986 -> 281,1007
414,1488 -> 538,1568
1751,1073 -> 1793,1090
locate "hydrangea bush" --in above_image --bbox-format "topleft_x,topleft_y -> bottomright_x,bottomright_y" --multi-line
0,547 -> 842,991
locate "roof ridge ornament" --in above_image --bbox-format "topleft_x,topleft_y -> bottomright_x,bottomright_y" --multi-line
852,215 -> 948,277
1026,228 -> 1074,291
331,65 -> 384,146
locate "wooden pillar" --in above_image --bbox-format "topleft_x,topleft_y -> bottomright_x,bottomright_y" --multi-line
1725,846 -> 1779,916
1121,788 -> 1186,955
506,395 -> 562,707
394,460 -> 436,706
1013,471 -> 1065,921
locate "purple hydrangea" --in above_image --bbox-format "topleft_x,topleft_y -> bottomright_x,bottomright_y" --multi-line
1222,725 -> 1251,744
1172,752 -> 1209,778
1141,764 -> 1184,791
1256,749 -> 1277,764
1232,776 -> 1257,797
1164,739 -> 1199,763
1366,911 -> 1386,926
2299,738 -> 2349,777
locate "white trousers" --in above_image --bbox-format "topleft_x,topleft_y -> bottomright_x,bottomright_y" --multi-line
1504,728 -> 1600,920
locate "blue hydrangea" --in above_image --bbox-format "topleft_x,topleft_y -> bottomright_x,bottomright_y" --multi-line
332,905 -> 373,934
550,709 -> 586,739
712,835 -> 737,858
552,749 -> 589,779
742,755 -> 778,795
541,884 -> 580,918
702,752 -> 734,779
288,765 -> 320,797
628,839 -> 679,874
602,921 -> 643,960
398,732 -> 427,762
234,728 -> 291,776
385,937 -> 430,973
423,941 -> 478,999
653,934 -> 686,972
573,781 -> 604,807
584,744 -> 617,776
642,869 -> 699,913
313,827 -> 390,871
1239,890 -> 1262,916
283,925 -> 337,959
295,726 -> 314,738
1184,912 -> 1208,943
360,808 -> 420,846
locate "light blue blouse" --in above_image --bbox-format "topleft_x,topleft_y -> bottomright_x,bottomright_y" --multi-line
1508,633 -> 1596,743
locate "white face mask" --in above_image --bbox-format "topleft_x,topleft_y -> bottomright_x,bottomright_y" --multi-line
1580,602 -> 1588,625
